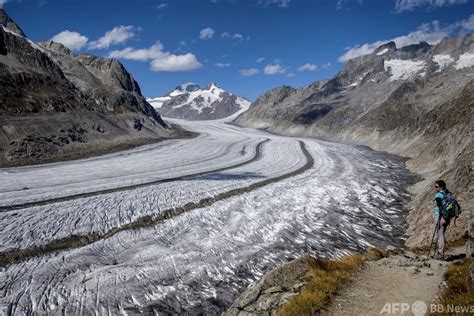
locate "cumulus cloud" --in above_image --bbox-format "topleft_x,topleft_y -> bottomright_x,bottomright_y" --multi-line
395,0 -> 468,12
0,0 -> 7,8
51,30 -> 89,51
221,32 -> 247,41
338,20 -> 452,62
199,27 -> 215,40
240,68 -> 260,76
108,42 -> 163,61
215,63 -> 231,68
151,54 -> 202,72
264,63 -> 286,75
108,41 -> 202,72
298,63 -> 317,72
89,25 -> 137,50
233,33 -> 244,41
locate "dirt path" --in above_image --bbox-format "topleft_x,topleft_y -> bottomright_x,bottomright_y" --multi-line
322,247 -> 461,316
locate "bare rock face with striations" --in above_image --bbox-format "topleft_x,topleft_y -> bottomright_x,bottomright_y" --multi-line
0,9 -> 173,166
39,40 -> 166,125
235,34 -> 474,248
0,9 -> 25,37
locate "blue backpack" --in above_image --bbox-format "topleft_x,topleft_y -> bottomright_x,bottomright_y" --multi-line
442,192 -> 462,221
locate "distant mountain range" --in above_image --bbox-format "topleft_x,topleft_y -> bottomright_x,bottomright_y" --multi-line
235,34 -> 474,248
0,9 -> 176,166
147,83 -> 250,120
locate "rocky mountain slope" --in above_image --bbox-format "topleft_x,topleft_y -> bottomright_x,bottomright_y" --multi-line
235,34 -> 474,248
147,82 -> 250,120
0,9 -> 175,167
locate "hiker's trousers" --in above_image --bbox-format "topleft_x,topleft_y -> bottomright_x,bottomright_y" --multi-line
435,215 -> 449,256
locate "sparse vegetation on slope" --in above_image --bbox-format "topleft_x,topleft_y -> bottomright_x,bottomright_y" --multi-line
433,258 -> 474,315
275,254 -> 364,316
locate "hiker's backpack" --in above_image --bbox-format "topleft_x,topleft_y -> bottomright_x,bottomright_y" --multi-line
442,192 -> 462,221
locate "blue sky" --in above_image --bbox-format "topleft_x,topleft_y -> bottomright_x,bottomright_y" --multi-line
2,0 -> 474,100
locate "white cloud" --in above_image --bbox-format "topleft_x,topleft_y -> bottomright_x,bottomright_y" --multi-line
151,53 -> 202,72
51,30 -> 89,51
339,15 -> 474,62
256,57 -> 265,63
216,62 -> 231,68
89,25 -> 137,50
240,68 -> 260,76
395,0 -> 468,12
108,42 -> 163,61
298,63 -> 317,72
156,3 -> 168,9
322,62 -> 332,68
107,41 -> 202,72
287,72 -> 296,77
258,0 -> 291,8
233,33 -> 244,40
264,63 -> 286,75
199,27 -> 215,40
221,32 -> 247,40
0,0 -> 7,8
338,20 -> 451,62
461,14 -> 474,30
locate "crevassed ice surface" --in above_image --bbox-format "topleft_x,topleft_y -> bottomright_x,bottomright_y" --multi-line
432,54 -> 454,72
454,52 -> 474,70
384,59 -> 426,81
0,122 -> 265,206
0,118 -> 417,315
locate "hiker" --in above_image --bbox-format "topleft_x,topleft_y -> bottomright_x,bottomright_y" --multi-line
434,180 -> 449,259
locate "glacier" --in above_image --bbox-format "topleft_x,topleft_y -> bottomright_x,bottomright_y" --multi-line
0,117 -> 417,315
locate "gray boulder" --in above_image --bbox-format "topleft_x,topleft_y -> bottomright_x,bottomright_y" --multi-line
225,255 -> 316,316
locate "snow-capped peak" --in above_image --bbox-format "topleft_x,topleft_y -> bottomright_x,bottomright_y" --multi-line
176,82 -> 200,92
147,83 -> 250,120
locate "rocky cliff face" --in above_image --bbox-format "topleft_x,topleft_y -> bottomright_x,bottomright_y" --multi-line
147,82 -> 250,120
0,9 -> 173,166
235,34 -> 474,248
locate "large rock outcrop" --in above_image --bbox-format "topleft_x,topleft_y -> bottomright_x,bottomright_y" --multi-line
0,9 -> 174,166
225,255 -> 317,316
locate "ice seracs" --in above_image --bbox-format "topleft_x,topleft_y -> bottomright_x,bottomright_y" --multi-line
432,54 -> 454,72
454,53 -> 474,70
384,59 -> 426,81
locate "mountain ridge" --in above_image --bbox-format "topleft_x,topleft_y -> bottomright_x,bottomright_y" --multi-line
235,34 -> 474,248
147,82 -> 250,120
0,9 -> 178,167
